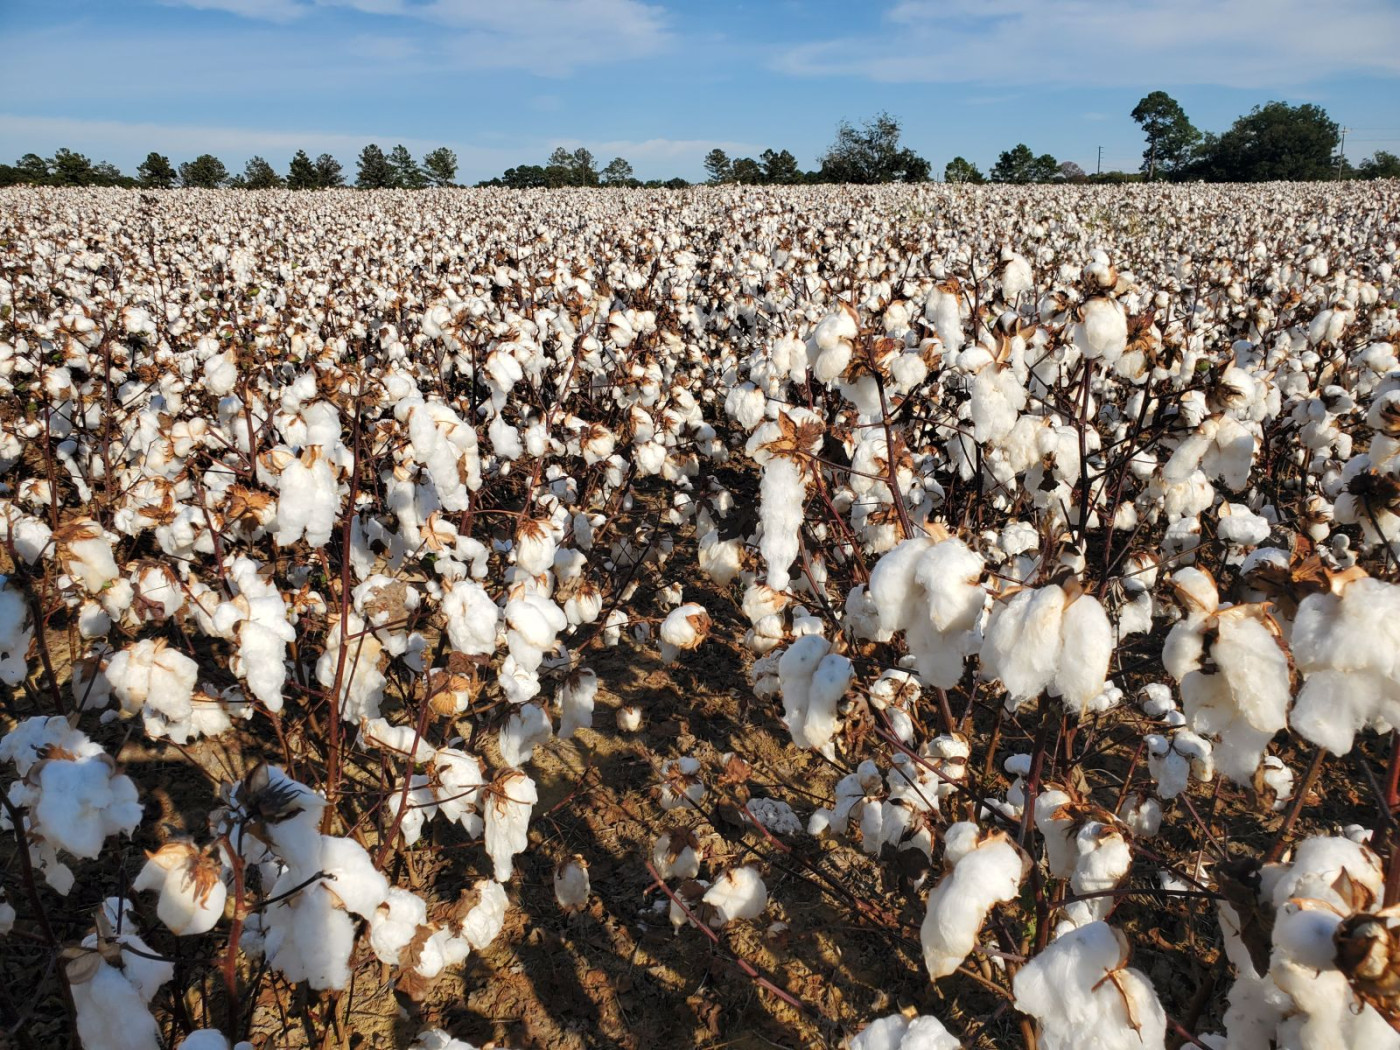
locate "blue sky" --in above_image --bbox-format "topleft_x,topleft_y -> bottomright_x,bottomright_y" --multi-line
3,0 -> 1399,182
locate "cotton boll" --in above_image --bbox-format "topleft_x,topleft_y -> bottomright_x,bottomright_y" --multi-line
652,830 -> 702,880
458,878 -> 508,950
557,668 -> 598,739
659,602 -> 711,663
1060,823 -> 1133,929
920,823 -> 1027,979
1074,297 -> 1128,364
617,705 -> 643,732
369,887 -> 429,965
981,586 -> 1066,709
261,879 -> 356,990
554,855 -> 590,911
133,842 -> 227,935
499,703 -> 553,767
483,769 -> 536,881
850,1013 -> 962,1050
1052,594 -> 1112,714
658,756 -> 705,811
1013,921 -> 1166,1050
31,749 -> 143,862
702,866 -> 768,925
442,579 -> 499,656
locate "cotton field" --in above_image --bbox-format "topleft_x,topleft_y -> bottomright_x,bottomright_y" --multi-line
2,181 -> 1400,1049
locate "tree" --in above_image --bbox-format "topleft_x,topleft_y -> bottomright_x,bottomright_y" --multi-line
731,157 -> 764,184
356,144 -> 394,189
15,154 -> 50,183
386,145 -> 425,189
600,157 -> 636,186
570,148 -> 598,187
50,148 -> 95,186
817,112 -> 930,184
137,152 -> 177,189
242,156 -> 283,189
312,154 -> 344,188
90,162 -> 130,187
494,164 -> 549,188
1131,91 -> 1201,179
180,154 -> 228,188
1191,102 -> 1340,182
1058,161 -> 1088,183
944,156 -> 984,184
287,150 -> 318,189
703,148 -> 732,184
1032,153 -> 1060,183
990,144 -> 1037,184
1358,151 -> 1400,179
422,147 -> 458,187
760,148 -> 802,184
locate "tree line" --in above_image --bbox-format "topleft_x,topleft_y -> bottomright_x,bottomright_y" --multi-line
2,98 -> 1396,191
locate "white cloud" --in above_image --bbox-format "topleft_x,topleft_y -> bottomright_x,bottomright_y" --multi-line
163,0 -> 673,73
774,0 -> 1400,88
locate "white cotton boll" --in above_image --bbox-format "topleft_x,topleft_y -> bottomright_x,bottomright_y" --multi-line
498,703 -> 553,767
442,580 -> 499,657
412,1030 -> 480,1050
133,843 -> 226,936
1052,595 -> 1112,715
1217,503 -> 1270,547
652,831 -> 702,880
32,751 -> 142,861
103,638 -> 201,742
558,668 -> 598,739
318,835 -> 389,919
431,748 -> 485,834
915,538 -> 985,634
1034,789 -> 1077,878
850,1013 -> 962,1050
981,586 -> 1066,709
274,451 -> 338,548
554,856 -> 590,911
1074,298 -> 1128,364
1013,922 -> 1166,1050
1259,756 -> 1294,812
698,530 -> 744,587
702,866 -> 768,925
369,887 -> 428,965
483,769 -> 536,881
58,521 -> 120,593
617,705 -> 643,732
70,959 -> 162,1050
359,718 -> 433,762
316,612 -> 386,722
203,351 -> 238,397
920,823 -> 1027,979
1061,824 -> 1133,929
757,455 -> 806,591
262,881 -> 355,990
811,305 -> 858,385
459,878 -> 508,950
658,756 -> 705,811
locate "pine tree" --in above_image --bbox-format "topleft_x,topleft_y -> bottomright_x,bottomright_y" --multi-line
287,150 -> 318,190
137,152 -> 178,189
356,144 -> 394,189
388,144 -> 426,189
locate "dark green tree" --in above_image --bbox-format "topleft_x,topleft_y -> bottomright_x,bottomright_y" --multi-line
760,148 -> 802,184
1191,102 -> 1340,181
50,148 -> 95,186
731,157 -> 764,184
422,147 -> 458,187
570,148 -> 598,187
15,154 -> 51,183
943,156 -> 984,184
498,164 -> 550,188
600,156 -> 636,186
817,113 -> 930,184
287,150 -> 319,189
1031,153 -> 1060,182
388,144 -> 426,189
1131,91 -> 1201,179
90,161 -> 130,186
179,154 -> 229,188
314,153 -> 345,188
137,152 -> 178,188
1358,150 -> 1400,179
1058,161 -> 1088,182
356,144 -> 394,189
242,156 -> 283,189
703,148 -> 732,184
990,144 -> 1037,184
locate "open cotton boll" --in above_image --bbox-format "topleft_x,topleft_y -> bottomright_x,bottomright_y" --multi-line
659,603 -> 711,663
1217,502 -> 1271,548
811,303 -> 858,384
850,1012 -> 962,1050
316,612 -> 386,722
483,769 -> 536,881
498,702 -> 553,767
102,637 -> 202,742
429,747 -> 485,834
133,842 -> 226,936
177,1032 -> 253,1050
412,1030 -> 486,1050
69,957 -> 163,1050
1060,823 -> 1133,929
921,823 -> 1027,979
441,579 -> 499,657
702,866 -> 768,925
400,397 -> 481,512
457,878 -> 508,951
1145,730 -> 1213,799
658,756 -> 706,811
776,635 -> 851,754
55,518 -> 121,593
1074,297 -> 1128,364
1051,594 -> 1112,714
1013,921 -> 1166,1050
369,887 -> 429,965
29,749 -> 143,863
273,449 -> 338,548
262,879 -> 356,990
554,855 -> 590,911
1290,575 -> 1400,754
981,586 -> 1066,709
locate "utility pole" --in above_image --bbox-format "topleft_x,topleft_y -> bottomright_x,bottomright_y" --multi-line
1336,127 -> 1350,179
1097,146 -> 1104,176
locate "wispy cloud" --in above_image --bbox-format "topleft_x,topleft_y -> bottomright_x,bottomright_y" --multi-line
162,0 -> 675,74
774,0 -> 1400,88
